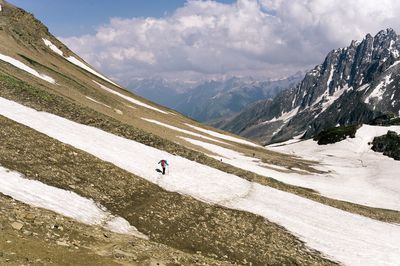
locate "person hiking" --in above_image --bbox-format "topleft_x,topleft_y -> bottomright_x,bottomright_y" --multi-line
158,159 -> 169,175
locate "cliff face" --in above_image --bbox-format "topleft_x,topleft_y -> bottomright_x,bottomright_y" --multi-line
223,29 -> 400,144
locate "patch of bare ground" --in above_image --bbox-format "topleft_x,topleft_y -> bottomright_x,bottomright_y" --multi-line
0,193 -> 237,266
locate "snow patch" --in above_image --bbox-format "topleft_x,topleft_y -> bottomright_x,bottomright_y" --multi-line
311,85 -> 349,116
267,133 -> 305,147
125,104 -> 137,109
0,166 -> 147,238
42,39 -> 63,56
184,124 -> 259,147
93,80 -> 168,114
320,86 -> 348,113
357,83 -> 370,91
42,39 -> 120,88
291,95 -> 296,107
389,40 -> 400,58
364,74 -> 393,103
114,109 -> 123,115
0,53 -> 56,84
271,124 -> 285,136
142,118 -> 228,145
387,60 -> 400,71
262,107 -> 300,124
85,96 -> 111,109
326,65 -> 334,87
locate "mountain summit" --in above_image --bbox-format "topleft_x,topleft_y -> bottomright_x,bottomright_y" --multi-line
223,29 -> 400,144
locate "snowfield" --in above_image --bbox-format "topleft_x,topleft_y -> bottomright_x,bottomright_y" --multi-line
1,96 -> 400,265
0,166 -> 147,238
268,125 -> 400,211
182,126 -> 400,211
0,53 -> 56,84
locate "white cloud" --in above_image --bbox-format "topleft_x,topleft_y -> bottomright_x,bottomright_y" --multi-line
61,0 -> 400,84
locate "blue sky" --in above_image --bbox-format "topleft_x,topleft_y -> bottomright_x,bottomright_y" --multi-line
9,0 -> 235,37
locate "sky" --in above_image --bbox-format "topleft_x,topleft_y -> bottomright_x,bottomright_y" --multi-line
8,0 -> 400,85
9,0 -> 236,37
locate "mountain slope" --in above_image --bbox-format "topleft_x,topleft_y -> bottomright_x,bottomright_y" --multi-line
0,2 -> 400,265
223,29 -> 400,144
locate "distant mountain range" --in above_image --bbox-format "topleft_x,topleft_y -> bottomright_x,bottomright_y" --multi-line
222,29 -> 400,144
128,74 -> 303,124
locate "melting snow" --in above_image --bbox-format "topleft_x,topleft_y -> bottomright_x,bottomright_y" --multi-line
43,39 -> 120,88
0,166 -> 147,238
142,118 -> 228,145
93,80 -> 168,114
0,53 -> 56,84
1,97 -> 400,265
184,123 -> 259,147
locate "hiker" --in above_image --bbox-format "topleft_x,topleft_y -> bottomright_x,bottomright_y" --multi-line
158,159 -> 169,175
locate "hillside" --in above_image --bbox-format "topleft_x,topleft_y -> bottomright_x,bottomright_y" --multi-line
222,29 -> 400,145
0,1 -> 400,265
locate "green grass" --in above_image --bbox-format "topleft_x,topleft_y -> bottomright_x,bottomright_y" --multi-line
0,74 -> 53,101
16,53 -> 93,92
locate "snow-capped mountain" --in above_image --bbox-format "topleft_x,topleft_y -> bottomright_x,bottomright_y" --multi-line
223,29 -> 400,144
129,74 -> 302,124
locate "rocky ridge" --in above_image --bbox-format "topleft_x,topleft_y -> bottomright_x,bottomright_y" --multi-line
222,29 -> 400,144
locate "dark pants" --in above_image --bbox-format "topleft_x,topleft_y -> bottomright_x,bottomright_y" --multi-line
162,167 -> 165,175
